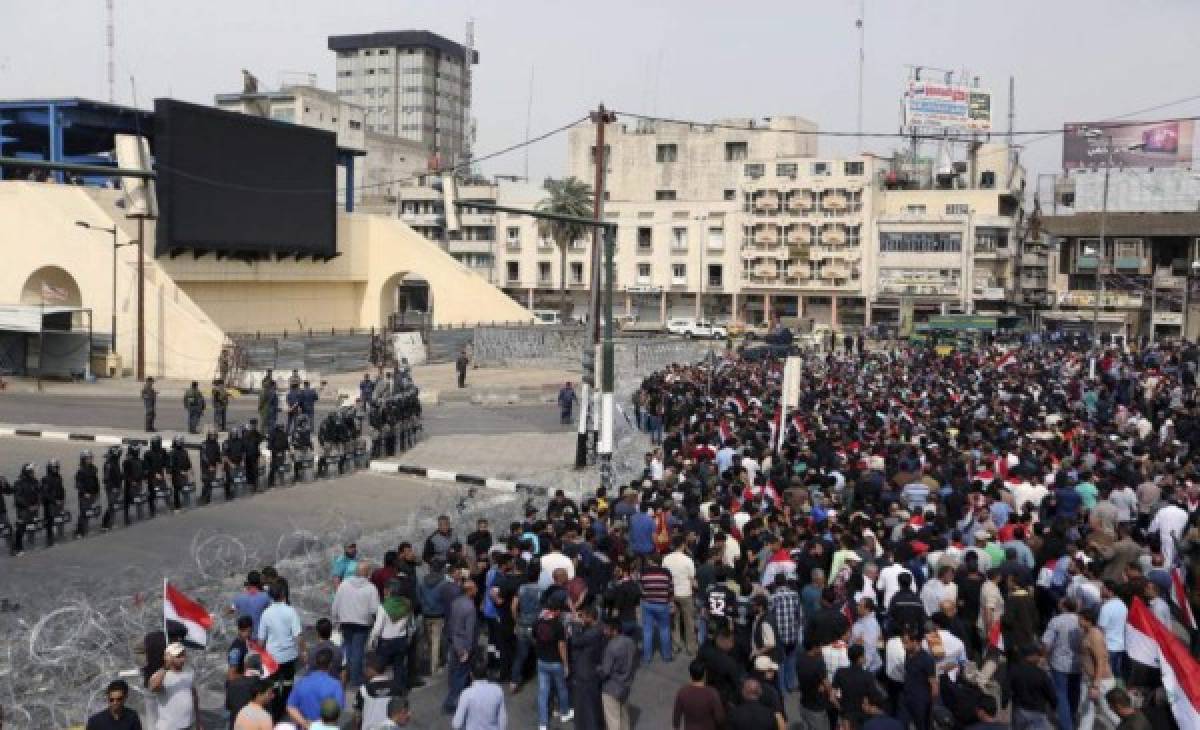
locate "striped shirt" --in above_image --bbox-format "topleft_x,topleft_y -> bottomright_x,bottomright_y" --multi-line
639,566 -> 674,604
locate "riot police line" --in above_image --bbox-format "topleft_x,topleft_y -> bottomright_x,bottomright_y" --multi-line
0,386 -> 422,557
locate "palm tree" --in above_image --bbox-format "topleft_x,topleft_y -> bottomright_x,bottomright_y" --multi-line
536,177 -> 594,321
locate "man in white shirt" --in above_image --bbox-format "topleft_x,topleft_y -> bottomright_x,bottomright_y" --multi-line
150,643 -> 199,730
919,565 -> 957,617
662,536 -> 698,655
1148,500 -> 1189,566
538,538 -> 575,592
875,560 -> 913,611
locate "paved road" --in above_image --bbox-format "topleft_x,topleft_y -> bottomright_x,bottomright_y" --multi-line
0,393 -> 568,436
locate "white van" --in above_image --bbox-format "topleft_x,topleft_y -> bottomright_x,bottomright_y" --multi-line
532,310 -> 561,325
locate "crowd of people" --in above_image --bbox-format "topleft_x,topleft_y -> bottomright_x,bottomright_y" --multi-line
82,338 -> 1200,729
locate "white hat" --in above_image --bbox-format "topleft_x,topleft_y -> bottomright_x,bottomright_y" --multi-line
753,655 -> 779,672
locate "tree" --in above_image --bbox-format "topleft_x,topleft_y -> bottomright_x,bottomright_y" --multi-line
536,177 -> 594,322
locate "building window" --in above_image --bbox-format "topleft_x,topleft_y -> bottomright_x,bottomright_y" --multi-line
723,189 -> 736,201
844,161 -> 865,176
379,49 -> 389,55
672,263 -> 687,285
656,144 -> 678,163
905,204 -> 927,215
637,227 -> 653,253
506,261 -> 519,283
879,232 -> 962,253
538,261 -> 552,284
656,190 -> 677,201
570,262 -> 584,284
776,162 -> 798,177
707,264 -> 723,288
707,227 -> 725,250
337,70 -> 353,78
337,50 -> 356,58
506,226 -> 520,247
637,263 -> 652,284
348,119 -> 362,130
725,141 -> 748,161
671,227 -> 688,251
946,203 -> 969,216
812,162 -> 830,176
743,163 -> 765,179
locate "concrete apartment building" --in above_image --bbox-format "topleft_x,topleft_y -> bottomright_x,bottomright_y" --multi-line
534,116 -> 820,323
398,178 -> 502,281
328,30 -> 476,167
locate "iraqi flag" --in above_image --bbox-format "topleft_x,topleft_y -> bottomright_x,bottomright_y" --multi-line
247,638 -> 280,677
725,396 -> 747,416
164,580 -> 213,649
996,352 -> 1018,370
1171,566 -> 1198,632
1126,596 -> 1200,729
718,419 -> 733,445
987,619 -> 1004,652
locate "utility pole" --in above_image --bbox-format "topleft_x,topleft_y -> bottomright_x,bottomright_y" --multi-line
136,216 -> 145,380
578,104 -> 616,469
1092,136 -> 1112,342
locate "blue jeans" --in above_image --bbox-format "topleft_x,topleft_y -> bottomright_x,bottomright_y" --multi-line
511,626 -> 533,685
1050,670 -> 1080,730
778,641 -> 798,693
442,651 -> 472,714
537,659 -> 570,726
341,624 -> 369,687
641,601 -> 672,663
377,635 -> 409,693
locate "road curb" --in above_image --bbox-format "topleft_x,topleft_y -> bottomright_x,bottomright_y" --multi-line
369,461 -> 547,496
0,426 -> 138,447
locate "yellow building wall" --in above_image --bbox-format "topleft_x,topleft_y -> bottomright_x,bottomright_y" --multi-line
177,281 -> 366,333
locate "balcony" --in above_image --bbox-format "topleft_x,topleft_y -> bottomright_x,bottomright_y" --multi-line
448,239 -> 495,255
459,212 -> 496,227
400,212 -> 442,226
753,193 -> 781,213
706,280 -> 724,291
505,241 -> 521,253
1020,274 -> 1048,289
822,193 -> 849,211
1020,253 -> 1046,267
1114,256 -> 1148,272
821,228 -> 847,246
787,195 -> 816,214
752,226 -> 780,245
1154,269 -> 1185,289
1075,255 -> 1099,271
785,227 -> 813,246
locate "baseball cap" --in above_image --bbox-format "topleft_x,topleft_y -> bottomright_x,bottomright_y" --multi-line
165,642 -> 186,658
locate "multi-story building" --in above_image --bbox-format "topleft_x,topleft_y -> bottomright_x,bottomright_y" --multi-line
870,143 -> 1025,326
737,155 -> 876,328
398,177 -> 500,281
507,116 -> 821,323
328,30 -> 476,166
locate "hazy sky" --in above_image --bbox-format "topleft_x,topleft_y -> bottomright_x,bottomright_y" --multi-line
6,1 -> 1200,191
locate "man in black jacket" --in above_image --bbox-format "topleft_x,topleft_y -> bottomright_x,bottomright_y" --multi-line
142,436 -> 169,517
75,450 -> 101,538
568,606 -> 605,730
169,436 -> 192,511
122,444 -> 146,523
199,428 -> 221,505
222,427 -> 247,499
11,464 -> 39,556
266,423 -> 289,487
41,459 -> 66,544
243,419 -> 263,492
101,446 -> 123,530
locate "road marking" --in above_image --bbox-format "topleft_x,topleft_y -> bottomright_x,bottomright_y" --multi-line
42,431 -> 70,440
485,478 -> 518,492
369,462 -> 401,474
426,468 -> 457,481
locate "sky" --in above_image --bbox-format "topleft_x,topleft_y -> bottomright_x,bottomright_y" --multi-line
6,0 -> 1200,192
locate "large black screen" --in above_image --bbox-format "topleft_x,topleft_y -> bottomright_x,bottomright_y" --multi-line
154,98 -> 337,258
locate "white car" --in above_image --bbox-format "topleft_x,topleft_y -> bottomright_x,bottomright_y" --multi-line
666,318 -> 725,339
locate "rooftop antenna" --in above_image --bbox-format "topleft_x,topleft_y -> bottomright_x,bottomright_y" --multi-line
106,0 -> 116,103
856,0 -> 865,151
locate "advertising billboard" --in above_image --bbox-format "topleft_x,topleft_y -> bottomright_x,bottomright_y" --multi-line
154,99 -> 337,258
1062,120 -> 1195,171
903,81 -> 992,131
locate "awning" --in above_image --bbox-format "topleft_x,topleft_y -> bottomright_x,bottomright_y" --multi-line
0,304 -> 85,333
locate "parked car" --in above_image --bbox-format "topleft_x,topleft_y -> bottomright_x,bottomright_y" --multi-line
666,317 -> 697,336
532,309 -> 561,325
729,321 -> 772,340
666,318 -> 725,339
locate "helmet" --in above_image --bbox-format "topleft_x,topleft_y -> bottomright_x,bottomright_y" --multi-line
80,450 -> 93,462
20,463 -> 35,478
127,443 -> 141,455
150,435 -> 162,448
47,459 -> 60,472
107,445 -> 122,458
172,436 -> 185,448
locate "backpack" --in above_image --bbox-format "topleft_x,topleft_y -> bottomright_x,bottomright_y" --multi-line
517,584 -> 541,628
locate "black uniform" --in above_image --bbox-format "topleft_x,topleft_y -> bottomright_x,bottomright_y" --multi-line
142,442 -> 169,516
11,468 -> 40,555
101,448 -> 123,530
74,458 -> 101,538
243,424 -> 263,490
169,443 -> 192,510
267,425 -> 289,487
0,478 -> 10,548
291,417 -> 313,481
122,447 -> 146,523
199,435 -> 222,504
41,465 -> 66,544
222,432 -> 246,498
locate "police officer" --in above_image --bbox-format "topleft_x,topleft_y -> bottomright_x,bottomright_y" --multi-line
267,423 -> 290,487
285,381 -> 302,434
169,436 -> 192,511
122,443 -> 146,523
183,380 -> 206,434
0,477 -> 10,551
212,379 -> 229,432
259,382 -> 279,433
222,426 -> 247,499
291,414 -> 313,482
142,377 -> 157,432
243,419 -> 264,492
11,464 -> 40,556
42,459 -> 66,545
317,412 -> 341,477
100,446 -> 123,530
300,380 -> 319,422
75,450 -> 101,538
199,428 -> 222,505
143,435 -> 169,517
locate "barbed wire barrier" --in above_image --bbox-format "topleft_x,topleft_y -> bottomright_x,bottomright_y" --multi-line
0,481 -> 526,729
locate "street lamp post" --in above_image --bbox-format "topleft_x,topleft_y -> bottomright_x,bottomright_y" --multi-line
76,220 -> 132,356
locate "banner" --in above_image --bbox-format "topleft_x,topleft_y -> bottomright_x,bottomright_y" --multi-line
904,81 -> 991,131
1063,120 -> 1196,170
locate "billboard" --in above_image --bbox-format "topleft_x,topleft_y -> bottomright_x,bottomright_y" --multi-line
1062,120 -> 1195,171
903,81 -> 992,131
154,99 -> 337,258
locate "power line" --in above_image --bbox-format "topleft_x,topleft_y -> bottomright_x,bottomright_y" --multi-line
1018,91 -> 1200,149
613,109 -> 1200,143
